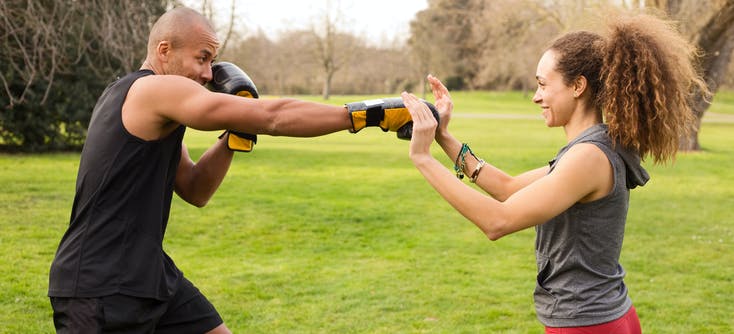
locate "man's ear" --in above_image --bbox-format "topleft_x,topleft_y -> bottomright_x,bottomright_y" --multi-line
156,41 -> 171,63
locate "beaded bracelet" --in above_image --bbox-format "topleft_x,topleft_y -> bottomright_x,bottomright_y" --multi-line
453,143 -> 479,179
453,143 -> 469,179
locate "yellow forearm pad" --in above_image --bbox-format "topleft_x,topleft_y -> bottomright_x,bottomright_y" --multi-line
380,107 -> 412,132
227,132 -> 254,152
346,98 -> 414,133
350,110 -> 368,132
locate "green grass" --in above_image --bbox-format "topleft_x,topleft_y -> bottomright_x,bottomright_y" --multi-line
709,90 -> 734,115
1,91 -> 733,333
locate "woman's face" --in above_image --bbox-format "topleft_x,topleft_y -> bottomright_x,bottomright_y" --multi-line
532,50 -> 576,127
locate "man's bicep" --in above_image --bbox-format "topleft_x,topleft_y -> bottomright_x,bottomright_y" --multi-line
135,75 -> 228,131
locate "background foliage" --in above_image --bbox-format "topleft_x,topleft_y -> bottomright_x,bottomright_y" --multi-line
2,0 -> 734,151
0,0 -> 168,151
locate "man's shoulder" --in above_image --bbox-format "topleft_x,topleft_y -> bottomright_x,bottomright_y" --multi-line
118,69 -> 155,84
123,73 -> 198,139
129,73 -> 200,96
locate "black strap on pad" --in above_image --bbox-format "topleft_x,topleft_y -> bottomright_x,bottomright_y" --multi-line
365,105 -> 384,127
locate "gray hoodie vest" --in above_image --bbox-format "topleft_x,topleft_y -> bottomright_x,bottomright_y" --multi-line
534,124 -> 649,327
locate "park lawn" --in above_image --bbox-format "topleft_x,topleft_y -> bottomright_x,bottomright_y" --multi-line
709,90 -> 734,115
0,91 -> 732,333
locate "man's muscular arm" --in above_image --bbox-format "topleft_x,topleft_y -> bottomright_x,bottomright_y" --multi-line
174,139 -> 233,207
128,74 -> 352,137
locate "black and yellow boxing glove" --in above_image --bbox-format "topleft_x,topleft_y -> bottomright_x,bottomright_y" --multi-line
209,61 -> 259,152
346,97 -> 439,140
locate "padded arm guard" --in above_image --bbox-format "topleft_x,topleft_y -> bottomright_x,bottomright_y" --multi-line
346,97 -> 439,140
209,62 -> 259,152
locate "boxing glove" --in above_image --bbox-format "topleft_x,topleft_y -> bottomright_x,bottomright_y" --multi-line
209,62 -> 259,152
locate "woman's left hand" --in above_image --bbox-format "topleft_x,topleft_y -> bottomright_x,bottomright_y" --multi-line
401,91 -> 438,162
427,75 -> 453,138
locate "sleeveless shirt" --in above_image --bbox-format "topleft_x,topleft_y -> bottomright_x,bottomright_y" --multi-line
534,124 -> 649,327
49,70 -> 186,300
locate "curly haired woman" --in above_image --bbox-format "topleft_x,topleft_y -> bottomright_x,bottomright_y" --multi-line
401,13 -> 708,333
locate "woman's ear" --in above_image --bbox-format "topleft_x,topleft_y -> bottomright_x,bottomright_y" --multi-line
573,75 -> 588,98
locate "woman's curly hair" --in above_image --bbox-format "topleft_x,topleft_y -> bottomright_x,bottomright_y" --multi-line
549,13 -> 708,163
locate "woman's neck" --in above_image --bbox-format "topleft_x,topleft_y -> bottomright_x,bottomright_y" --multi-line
563,108 -> 603,142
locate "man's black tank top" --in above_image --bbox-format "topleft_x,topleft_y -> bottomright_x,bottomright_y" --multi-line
49,70 -> 186,300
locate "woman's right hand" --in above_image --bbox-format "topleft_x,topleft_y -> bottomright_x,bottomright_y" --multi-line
401,91 -> 438,163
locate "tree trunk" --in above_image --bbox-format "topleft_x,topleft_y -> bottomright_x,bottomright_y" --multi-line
323,72 -> 332,100
684,0 -> 734,150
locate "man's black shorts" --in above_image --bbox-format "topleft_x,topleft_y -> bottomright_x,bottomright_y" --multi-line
50,277 -> 223,334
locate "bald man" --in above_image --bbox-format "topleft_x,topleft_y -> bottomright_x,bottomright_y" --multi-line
47,6 -> 360,333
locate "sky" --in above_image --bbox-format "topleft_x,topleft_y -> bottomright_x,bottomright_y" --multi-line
186,0 -> 429,45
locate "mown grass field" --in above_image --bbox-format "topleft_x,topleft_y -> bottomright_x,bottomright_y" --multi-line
1,91 -> 732,333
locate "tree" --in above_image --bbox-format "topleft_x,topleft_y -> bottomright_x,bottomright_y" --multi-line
662,0 -> 734,150
308,0 -> 359,100
471,1 -> 560,92
180,0 -> 237,56
410,0 -> 734,150
409,0 -> 484,95
521,0 -> 734,150
229,29 -> 322,95
227,29 -> 413,96
1,0 -> 168,152
618,0 -> 734,150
